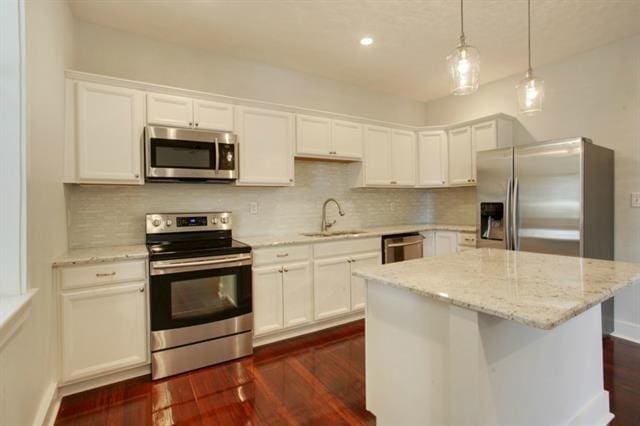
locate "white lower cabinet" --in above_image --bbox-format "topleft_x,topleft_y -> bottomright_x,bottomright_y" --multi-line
252,265 -> 285,336
313,256 -> 351,320
349,252 -> 380,310
61,281 -> 148,383
282,262 -> 313,328
435,231 -> 459,256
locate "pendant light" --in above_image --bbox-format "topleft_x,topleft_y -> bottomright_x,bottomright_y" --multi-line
516,0 -> 545,114
446,0 -> 480,95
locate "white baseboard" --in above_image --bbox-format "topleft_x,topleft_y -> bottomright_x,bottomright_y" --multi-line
612,319 -> 640,344
58,364 -> 150,398
253,312 -> 364,347
32,381 -> 58,426
567,391 -> 613,426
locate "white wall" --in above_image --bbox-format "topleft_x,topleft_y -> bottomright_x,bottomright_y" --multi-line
0,1 -> 73,424
424,35 -> 640,342
73,20 -> 427,126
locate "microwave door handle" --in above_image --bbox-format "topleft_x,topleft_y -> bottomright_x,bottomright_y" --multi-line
214,137 -> 220,171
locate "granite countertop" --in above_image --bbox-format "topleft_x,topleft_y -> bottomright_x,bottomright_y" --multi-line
353,248 -> 640,330
53,245 -> 148,267
237,223 -> 476,248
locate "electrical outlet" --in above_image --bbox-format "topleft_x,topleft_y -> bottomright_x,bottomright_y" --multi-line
250,202 -> 258,214
631,193 -> 640,208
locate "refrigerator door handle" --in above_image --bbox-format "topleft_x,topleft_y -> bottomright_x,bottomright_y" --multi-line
512,177 -> 519,251
505,177 -> 512,250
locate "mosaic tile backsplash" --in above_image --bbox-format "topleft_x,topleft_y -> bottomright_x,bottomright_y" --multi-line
66,161 -> 476,248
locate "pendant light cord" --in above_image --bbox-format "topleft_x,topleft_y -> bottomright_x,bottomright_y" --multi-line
460,0 -> 466,45
528,0 -> 532,73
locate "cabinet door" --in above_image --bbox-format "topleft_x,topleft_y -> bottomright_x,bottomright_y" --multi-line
253,265 -> 284,336
390,129 -> 416,186
296,114 -> 332,157
146,93 -> 193,128
421,231 -> 436,257
313,257 -> 351,320
61,282 -> 147,383
236,107 -> 294,186
76,82 -> 144,184
282,262 -> 313,328
364,125 -> 392,185
435,231 -> 458,256
448,126 -> 474,185
332,119 -> 363,159
417,131 -> 448,187
472,120 -> 497,153
349,251 -> 380,311
193,99 -> 234,131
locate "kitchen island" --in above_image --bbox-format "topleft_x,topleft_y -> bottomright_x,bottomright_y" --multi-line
353,248 -> 640,426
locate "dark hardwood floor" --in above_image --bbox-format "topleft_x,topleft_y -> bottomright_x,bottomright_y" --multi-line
56,321 -> 640,426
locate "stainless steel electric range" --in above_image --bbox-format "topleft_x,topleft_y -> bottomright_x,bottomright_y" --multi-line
146,212 -> 252,379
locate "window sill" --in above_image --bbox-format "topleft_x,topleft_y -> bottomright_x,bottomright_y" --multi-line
0,288 -> 37,350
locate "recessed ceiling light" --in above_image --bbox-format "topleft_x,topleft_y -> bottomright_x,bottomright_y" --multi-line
360,37 -> 374,46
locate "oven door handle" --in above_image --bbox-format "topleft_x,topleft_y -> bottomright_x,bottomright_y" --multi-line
151,255 -> 252,275
386,239 -> 424,248
214,138 -> 220,171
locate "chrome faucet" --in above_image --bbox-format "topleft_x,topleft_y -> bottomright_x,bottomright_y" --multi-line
321,198 -> 345,232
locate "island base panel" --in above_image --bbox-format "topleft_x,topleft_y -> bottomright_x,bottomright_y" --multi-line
365,280 -> 614,426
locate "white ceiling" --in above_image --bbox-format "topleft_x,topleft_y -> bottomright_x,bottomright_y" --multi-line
68,0 -> 640,102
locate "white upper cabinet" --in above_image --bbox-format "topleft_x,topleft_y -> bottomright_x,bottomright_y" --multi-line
364,125 -> 393,185
363,125 -> 416,187
417,130 -> 448,187
295,115 -> 363,160
193,99 -> 234,131
296,114 -> 332,156
472,120 -> 498,153
235,106 -> 294,186
332,119 -> 363,159
75,82 -> 144,184
448,126 -> 474,185
390,129 -> 416,186
147,93 -> 193,128
147,92 -> 234,131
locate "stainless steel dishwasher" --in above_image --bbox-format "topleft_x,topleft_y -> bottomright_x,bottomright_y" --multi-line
382,232 -> 424,264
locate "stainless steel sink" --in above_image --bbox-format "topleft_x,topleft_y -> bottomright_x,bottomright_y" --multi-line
301,230 -> 366,237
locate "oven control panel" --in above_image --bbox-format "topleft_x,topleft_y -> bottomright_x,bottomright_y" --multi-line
146,212 -> 231,234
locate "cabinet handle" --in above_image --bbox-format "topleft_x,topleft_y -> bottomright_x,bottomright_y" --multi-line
351,259 -> 356,263
195,122 -> 199,127
442,181 -> 445,184
188,122 -> 193,127
278,267 -> 283,273
96,272 -> 116,277
276,253 -> 289,258
390,181 -> 397,185
283,267 -> 288,272
134,174 -> 140,179
139,287 -> 145,293
289,179 -> 294,183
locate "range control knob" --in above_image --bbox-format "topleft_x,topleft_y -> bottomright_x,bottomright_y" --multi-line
221,217 -> 229,224
211,217 -> 219,225
152,219 -> 162,227
166,219 -> 173,226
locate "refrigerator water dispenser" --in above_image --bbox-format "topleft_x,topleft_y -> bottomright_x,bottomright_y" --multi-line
480,202 -> 504,241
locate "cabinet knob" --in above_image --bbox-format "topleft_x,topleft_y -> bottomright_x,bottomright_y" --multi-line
135,174 -> 140,179
189,122 -> 193,127
195,122 -> 199,127
283,267 -> 288,272
289,179 -> 293,182
278,267 -> 283,273
139,287 -> 145,293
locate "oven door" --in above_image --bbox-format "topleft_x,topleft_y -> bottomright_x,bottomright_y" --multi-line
149,254 -> 252,338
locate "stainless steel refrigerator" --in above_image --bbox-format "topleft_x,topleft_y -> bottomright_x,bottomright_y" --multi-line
476,137 -> 615,335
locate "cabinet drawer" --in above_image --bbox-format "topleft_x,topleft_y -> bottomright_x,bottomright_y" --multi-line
60,260 -> 147,290
313,237 -> 379,258
253,245 -> 310,266
458,232 -> 477,247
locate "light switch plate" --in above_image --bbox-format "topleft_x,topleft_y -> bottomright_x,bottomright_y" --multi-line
631,192 -> 640,208
249,202 -> 258,214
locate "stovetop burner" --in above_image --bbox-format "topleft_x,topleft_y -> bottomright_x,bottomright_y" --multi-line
145,212 -> 251,261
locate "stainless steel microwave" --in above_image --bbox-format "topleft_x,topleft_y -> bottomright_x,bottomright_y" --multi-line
145,126 -> 238,182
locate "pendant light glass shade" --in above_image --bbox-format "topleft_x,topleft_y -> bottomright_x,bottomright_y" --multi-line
517,0 -> 544,115
516,70 -> 544,115
446,40 -> 480,95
